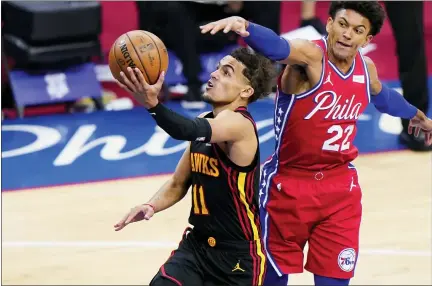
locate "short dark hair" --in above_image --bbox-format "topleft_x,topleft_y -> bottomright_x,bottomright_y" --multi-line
329,1 -> 386,36
230,47 -> 277,103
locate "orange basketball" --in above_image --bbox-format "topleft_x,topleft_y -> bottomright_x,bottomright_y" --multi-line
108,30 -> 169,85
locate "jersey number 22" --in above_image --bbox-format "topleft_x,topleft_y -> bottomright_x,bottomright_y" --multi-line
322,124 -> 355,152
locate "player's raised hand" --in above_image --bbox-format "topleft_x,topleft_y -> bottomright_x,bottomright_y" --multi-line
114,204 -> 155,231
117,67 -> 165,109
408,113 -> 432,146
200,16 -> 250,37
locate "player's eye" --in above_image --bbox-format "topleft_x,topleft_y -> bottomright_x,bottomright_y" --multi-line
339,21 -> 347,27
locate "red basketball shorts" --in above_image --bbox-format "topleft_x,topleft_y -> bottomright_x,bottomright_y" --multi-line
259,163 -> 362,279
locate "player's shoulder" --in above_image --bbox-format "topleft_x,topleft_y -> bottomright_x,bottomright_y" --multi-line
362,55 -> 374,66
200,109 -> 252,125
217,109 -> 249,121
289,38 -> 326,60
361,55 -> 379,79
308,38 -> 327,54
292,37 -> 324,47
217,109 -> 256,135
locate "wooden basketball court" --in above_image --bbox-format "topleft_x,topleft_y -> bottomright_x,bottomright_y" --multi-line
2,151 -> 431,285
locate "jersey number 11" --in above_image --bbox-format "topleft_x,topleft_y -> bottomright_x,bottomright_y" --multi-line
192,184 -> 209,215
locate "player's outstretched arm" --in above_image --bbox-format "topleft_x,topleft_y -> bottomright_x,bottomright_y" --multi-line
114,145 -> 192,231
146,103 -> 253,143
199,16 -> 323,66
145,144 -> 192,211
117,67 -> 254,144
365,56 -> 432,145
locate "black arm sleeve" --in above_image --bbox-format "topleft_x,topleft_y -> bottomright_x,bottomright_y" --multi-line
147,103 -> 212,142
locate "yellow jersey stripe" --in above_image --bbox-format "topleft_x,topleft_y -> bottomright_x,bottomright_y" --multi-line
237,172 -> 266,286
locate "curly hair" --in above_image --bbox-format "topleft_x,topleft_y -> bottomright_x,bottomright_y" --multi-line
230,47 -> 277,103
329,1 -> 386,36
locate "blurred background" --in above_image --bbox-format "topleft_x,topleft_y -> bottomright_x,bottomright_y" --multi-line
1,1 -> 431,285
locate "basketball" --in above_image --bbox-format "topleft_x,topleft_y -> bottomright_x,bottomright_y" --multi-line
108,30 -> 169,85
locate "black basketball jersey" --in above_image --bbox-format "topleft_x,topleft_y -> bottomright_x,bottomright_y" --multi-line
188,107 -> 262,242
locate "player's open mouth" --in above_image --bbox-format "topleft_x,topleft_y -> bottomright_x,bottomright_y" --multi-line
337,41 -> 352,48
206,81 -> 214,90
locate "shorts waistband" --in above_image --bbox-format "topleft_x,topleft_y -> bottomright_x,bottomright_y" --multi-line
188,228 -> 257,252
279,163 -> 356,181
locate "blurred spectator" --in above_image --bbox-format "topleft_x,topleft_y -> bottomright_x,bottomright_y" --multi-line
136,1 -> 280,109
299,0 -> 326,35
385,2 -> 431,151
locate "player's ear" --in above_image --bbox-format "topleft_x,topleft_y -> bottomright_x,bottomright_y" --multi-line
326,17 -> 334,34
240,86 -> 254,100
362,35 -> 373,48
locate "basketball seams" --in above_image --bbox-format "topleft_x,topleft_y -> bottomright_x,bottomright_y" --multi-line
141,31 -> 162,81
109,30 -> 168,87
125,32 -> 151,84
111,38 -> 124,82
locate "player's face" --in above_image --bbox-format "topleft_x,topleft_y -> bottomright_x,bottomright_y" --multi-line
202,56 -> 253,105
326,9 -> 373,60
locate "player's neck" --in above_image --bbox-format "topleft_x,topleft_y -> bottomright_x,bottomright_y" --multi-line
212,102 -> 246,117
327,51 -> 355,74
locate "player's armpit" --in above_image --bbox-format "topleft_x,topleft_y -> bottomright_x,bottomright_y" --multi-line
206,109 -> 254,143
147,144 -> 192,213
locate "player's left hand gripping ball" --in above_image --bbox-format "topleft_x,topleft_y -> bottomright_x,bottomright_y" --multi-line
118,67 -> 165,109
408,116 -> 432,146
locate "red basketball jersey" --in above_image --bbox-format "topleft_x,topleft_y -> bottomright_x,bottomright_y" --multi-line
272,37 -> 371,171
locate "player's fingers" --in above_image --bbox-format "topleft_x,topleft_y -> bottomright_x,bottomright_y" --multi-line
426,133 -> 432,146
127,67 -> 142,91
115,211 -> 131,226
200,23 -> 215,34
114,217 -> 125,227
415,126 -> 421,137
124,210 -> 140,225
237,28 -> 250,37
408,124 -> 413,135
232,22 -> 249,37
120,71 -> 136,93
210,22 -> 225,35
144,211 -> 153,220
123,214 -> 135,225
114,214 -> 130,231
134,68 -> 149,89
155,71 -> 165,89
223,22 -> 233,33
114,223 -> 125,231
